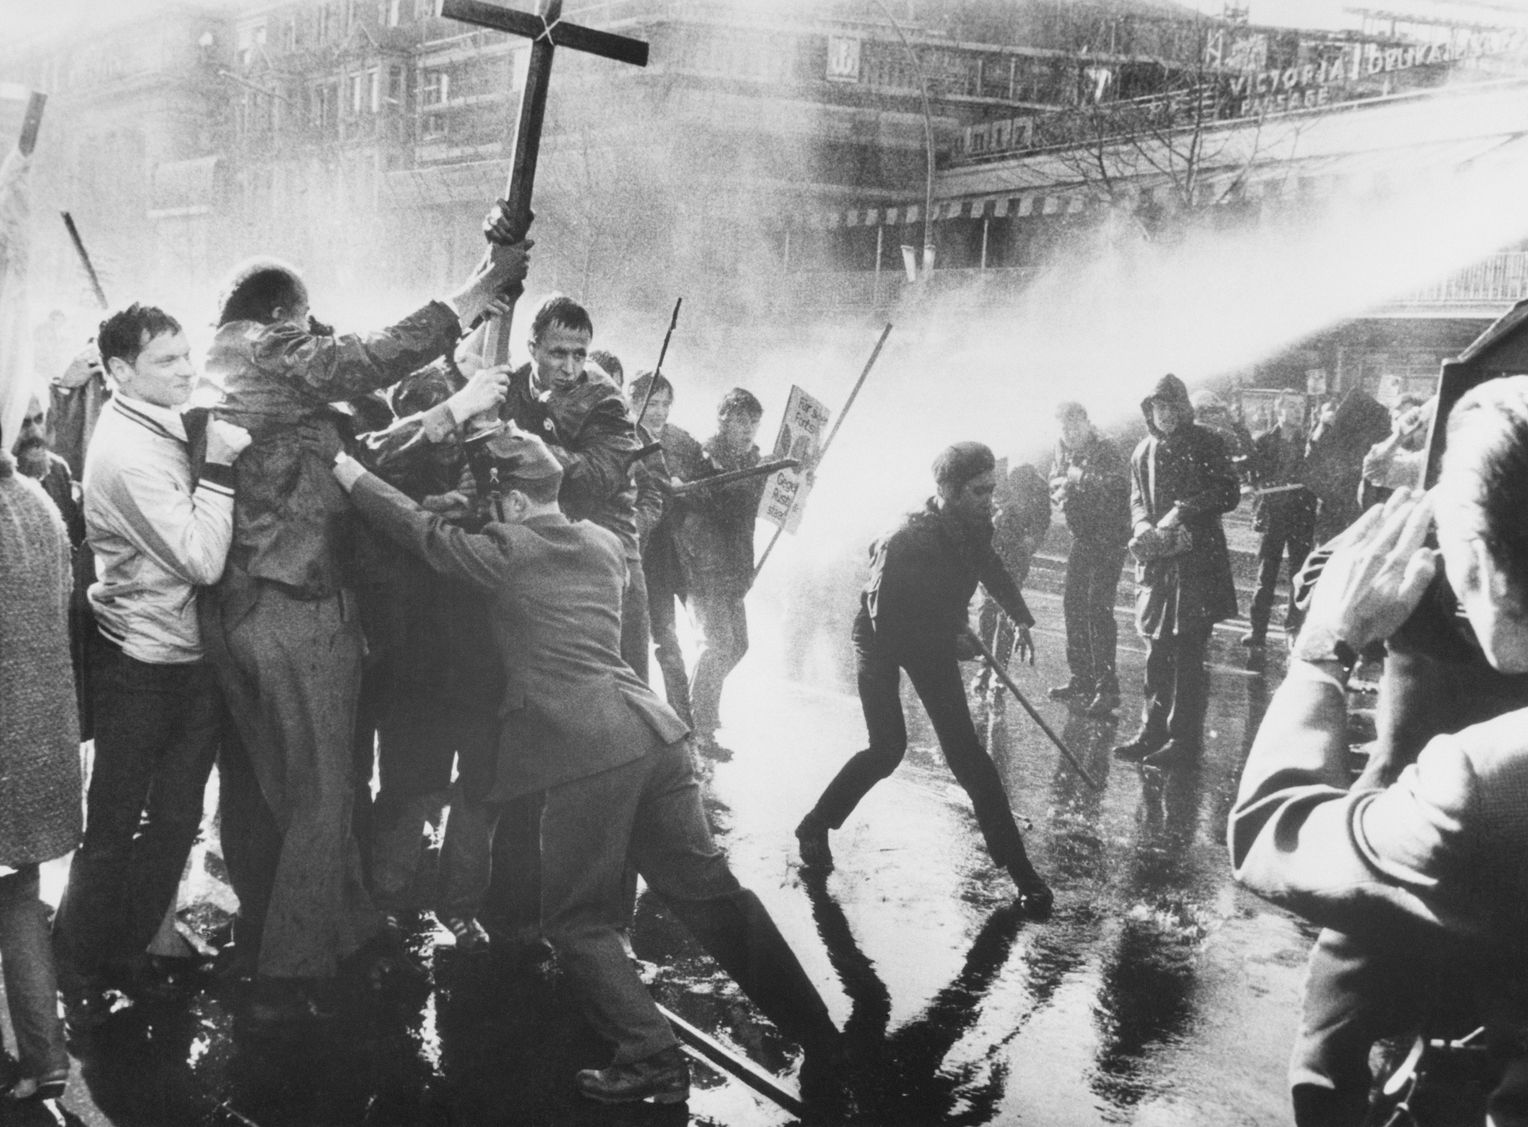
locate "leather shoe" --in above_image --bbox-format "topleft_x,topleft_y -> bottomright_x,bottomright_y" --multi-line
1240,630 -> 1266,647
1048,681 -> 1085,701
796,816 -> 833,871
1009,867 -> 1054,917
1142,739 -> 1200,769
1112,733 -> 1164,761
576,1045 -> 690,1104
243,977 -> 335,1036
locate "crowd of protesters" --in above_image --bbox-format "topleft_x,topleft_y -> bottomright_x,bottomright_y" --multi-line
1,219 -> 1469,1122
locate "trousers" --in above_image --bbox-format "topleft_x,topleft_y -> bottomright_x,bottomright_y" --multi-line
1250,521 -> 1312,636
807,611 -> 1032,873
1062,541 -> 1126,690
0,866 -> 68,1078
689,591 -> 748,739
542,739 -> 836,1063
1141,626 -> 1212,747
54,631 -> 217,982
202,578 -> 378,980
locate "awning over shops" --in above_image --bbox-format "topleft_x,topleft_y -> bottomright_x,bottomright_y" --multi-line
148,156 -> 221,219
792,87 -> 1528,231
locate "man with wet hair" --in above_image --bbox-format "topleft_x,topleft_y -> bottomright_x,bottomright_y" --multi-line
198,233 -> 527,1027
795,441 -> 1053,912
673,387 -> 768,760
1113,374 -> 1239,769
1047,401 -> 1130,716
631,370 -> 704,723
1243,390 -> 1316,647
53,303 -> 251,1026
494,294 -> 647,673
1229,377 -> 1528,1125
330,430 -> 848,1109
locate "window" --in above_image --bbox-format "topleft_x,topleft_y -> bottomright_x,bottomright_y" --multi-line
386,0 -> 402,26
350,73 -> 365,115
420,68 -> 450,106
388,65 -> 406,105
368,69 -> 380,113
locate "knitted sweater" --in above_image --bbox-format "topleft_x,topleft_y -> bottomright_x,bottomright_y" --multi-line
0,455 -> 83,864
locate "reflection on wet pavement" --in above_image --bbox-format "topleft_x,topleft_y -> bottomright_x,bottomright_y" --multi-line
23,589 -> 1316,1126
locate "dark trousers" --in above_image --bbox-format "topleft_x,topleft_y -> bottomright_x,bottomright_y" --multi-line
0,866 -> 68,1078
542,740 -> 836,1064
202,579 -> 377,980
1140,626 -> 1212,747
372,585 -> 499,912
689,591 -> 748,739
1063,541 -> 1126,691
1250,523 -> 1312,636
645,542 -> 692,726
54,632 -> 218,982
808,612 -> 1032,873
216,715 -> 281,969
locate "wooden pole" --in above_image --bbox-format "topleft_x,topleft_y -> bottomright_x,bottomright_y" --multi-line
753,322 -> 892,580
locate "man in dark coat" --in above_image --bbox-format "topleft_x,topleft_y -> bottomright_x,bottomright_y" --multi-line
332,432 -> 846,1108
492,295 -> 647,675
1303,385 -> 1391,546
794,442 -> 1052,912
1228,378 -> 1528,1125
674,388 -> 769,760
1047,402 -> 1131,716
1114,374 -> 1239,769
1243,389 -> 1317,647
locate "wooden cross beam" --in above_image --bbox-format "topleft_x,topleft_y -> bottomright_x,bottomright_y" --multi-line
440,0 -> 648,359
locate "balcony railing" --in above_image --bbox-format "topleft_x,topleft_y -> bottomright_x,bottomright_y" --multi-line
1388,252 -> 1528,307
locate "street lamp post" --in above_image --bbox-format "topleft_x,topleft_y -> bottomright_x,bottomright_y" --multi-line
872,0 -> 936,283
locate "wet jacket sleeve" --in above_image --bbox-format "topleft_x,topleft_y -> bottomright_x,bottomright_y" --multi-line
550,390 -> 641,515
979,547 -> 1034,628
1228,664 -> 1480,941
347,468 -> 513,592
1175,430 -> 1240,517
252,302 -> 461,403
356,403 -> 461,485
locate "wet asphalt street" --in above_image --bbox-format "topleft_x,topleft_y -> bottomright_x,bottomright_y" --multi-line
7,583 -> 1324,1127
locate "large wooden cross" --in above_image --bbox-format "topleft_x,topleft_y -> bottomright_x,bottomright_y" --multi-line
441,0 -> 648,362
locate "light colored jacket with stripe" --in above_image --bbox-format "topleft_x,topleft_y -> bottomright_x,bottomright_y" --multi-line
83,395 -> 235,664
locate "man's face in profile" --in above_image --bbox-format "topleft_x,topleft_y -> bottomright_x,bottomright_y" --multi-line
11,396 -> 49,477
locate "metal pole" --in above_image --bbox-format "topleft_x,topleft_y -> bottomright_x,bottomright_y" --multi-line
966,628 -> 1102,791
871,0 -> 936,277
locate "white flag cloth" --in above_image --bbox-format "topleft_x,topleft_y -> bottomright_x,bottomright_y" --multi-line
0,145 -> 34,454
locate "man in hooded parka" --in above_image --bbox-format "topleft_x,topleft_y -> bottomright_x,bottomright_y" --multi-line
1113,374 -> 1240,768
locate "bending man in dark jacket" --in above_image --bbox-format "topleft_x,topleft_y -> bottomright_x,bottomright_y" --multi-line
332,431 -> 845,1109
795,442 -> 1052,912
1047,402 -> 1131,717
1113,374 -> 1239,769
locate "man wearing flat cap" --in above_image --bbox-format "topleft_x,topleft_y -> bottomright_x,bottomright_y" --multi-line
794,441 -> 1053,913
330,430 -> 848,1110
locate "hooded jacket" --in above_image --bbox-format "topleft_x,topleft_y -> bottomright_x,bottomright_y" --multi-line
1129,374 -> 1240,637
